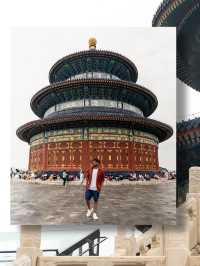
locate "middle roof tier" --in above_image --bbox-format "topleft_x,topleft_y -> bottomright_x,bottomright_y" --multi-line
31,79 -> 158,118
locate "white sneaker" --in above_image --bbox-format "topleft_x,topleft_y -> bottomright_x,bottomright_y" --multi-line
93,212 -> 99,220
86,208 -> 93,217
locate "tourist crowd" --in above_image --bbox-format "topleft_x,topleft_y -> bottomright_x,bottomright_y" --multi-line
106,171 -> 176,182
10,168 -> 176,183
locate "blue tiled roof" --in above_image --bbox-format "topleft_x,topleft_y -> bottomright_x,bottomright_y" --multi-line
177,117 -> 200,132
153,0 -> 200,91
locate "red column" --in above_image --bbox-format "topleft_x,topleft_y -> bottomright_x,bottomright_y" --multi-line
156,146 -> 159,170
28,147 -> 31,170
43,143 -> 48,171
128,141 -> 134,171
81,141 -> 90,172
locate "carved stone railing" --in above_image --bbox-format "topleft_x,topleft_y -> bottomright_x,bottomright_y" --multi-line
114,226 -> 138,256
187,166 -> 200,250
160,168 -> 200,266
16,225 -> 42,266
37,256 -> 166,266
114,226 -> 162,257
189,167 -> 200,193
136,226 -> 162,256
186,193 -> 200,248
7,255 -> 31,266
189,256 -> 200,266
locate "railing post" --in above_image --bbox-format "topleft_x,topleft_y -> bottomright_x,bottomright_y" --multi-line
114,225 -> 138,256
16,225 -> 42,266
78,246 -> 82,256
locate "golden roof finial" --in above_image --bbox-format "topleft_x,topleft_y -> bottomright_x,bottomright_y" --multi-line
89,37 -> 97,49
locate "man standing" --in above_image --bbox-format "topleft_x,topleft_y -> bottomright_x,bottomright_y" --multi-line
83,158 -> 105,220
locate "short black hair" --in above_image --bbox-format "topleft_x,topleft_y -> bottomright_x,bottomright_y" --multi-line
92,158 -> 101,164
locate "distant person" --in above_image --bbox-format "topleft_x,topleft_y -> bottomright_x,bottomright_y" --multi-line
139,174 -> 145,181
145,174 -> 150,181
154,174 -> 159,180
130,172 -> 137,181
31,171 -> 36,179
62,170 -> 69,187
82,158 -> 105,220
80,169 -> 84,182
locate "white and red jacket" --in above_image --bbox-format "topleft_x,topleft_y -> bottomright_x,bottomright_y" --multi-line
85,168 -> 105,192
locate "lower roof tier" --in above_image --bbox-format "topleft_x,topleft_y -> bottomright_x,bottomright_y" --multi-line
31,79 -> 158,118
16,112 -> 173,143
153,0 -> 200,91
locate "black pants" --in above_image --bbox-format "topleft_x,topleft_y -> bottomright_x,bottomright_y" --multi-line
63,178 -> 67,186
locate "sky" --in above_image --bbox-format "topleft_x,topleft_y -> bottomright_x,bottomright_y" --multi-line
11,27 -> 176,170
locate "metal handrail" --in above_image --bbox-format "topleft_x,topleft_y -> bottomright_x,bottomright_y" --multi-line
58,229 -> 107,256
80,236 -> 108,256
0,229 -> 108,259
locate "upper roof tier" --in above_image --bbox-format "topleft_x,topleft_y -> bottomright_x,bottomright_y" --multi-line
49,38 -> 138,83
152,0 -> 200,91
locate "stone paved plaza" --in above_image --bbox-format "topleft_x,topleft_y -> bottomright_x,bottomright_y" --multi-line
11,181 -> 176,225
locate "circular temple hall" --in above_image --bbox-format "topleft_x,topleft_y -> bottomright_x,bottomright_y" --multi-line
17,38 -> 173,174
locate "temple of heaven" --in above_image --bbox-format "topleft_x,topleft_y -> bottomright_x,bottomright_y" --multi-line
177,117 -> 200,204
153,0 -> 200,91
16,38 -> 173,174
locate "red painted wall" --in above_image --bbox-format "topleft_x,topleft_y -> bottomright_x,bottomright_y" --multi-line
29,140 -> 159,172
